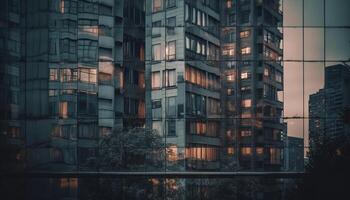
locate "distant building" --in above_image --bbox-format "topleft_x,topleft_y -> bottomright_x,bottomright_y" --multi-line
284,136 -> 304,172
309,64 -> 350,149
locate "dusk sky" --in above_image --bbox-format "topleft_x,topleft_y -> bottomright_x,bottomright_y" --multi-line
283,0 -> 350,144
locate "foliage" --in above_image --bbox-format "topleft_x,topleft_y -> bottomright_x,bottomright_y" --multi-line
290,135 -> 350,200
98,127 -> 164,171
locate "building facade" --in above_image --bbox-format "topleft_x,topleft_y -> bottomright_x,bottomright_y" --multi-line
0,0 -> 23,170
309,64 -> 350,149
146,0 -> 284,171
284,136 -> 304,172
21,0 -> 145,171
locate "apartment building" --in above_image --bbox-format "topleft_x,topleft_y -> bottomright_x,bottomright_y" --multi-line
309,64 -> 350,149
146,0 -> 284,171
21,0 -> 145,171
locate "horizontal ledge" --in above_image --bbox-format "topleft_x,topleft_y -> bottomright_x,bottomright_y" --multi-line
1,171 -> 306,178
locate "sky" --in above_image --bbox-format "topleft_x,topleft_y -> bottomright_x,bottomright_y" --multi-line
283,0 -> 350,145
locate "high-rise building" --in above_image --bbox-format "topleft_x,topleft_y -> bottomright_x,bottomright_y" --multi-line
20,0 -> 145,171
309,64 -> 350,149
284,136 -> 304,172
145,0 -> 284,171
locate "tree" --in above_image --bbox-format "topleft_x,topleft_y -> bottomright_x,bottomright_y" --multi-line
98,127 -> 163,170
81,127 -> 166,200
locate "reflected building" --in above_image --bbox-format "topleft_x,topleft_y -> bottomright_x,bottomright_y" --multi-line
21,0 -> 145,171
0,0 -> 23,169
146,0 -> 284,171
309,64 -> 350,149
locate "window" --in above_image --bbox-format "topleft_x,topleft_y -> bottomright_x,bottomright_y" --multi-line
166,17 -> 176,35
208,98 -> 220,115
78,91 -> 97,115
60,0 -> 77,14
152,71 -> 161,89
78,0 -> 98,14
270,148 -> 281,164
166,41 -> 176,60
185,4 -> 189,21
60,68 -> 77,82
227,88 -> 234,96
166,97 -> 176,117
241,71 -> 250,79
264,67 -> 270,77
240,30 -> 250,38
276,71 -> 282,82
50,69 -> 58,81
79,123 -> 97,138
226,72 -> 235,81
99,25 -> 112,36
241,47 -> 251,55
222,46 -> 235,56
78,19 -> 98,35
242,99 -> 252,108
241,147 -> 252,156
78,39 -> 97,61
78,68 -> 97,84
163,69 -> 176,87
241,130 -> 252,137
152,44 -> 161,61
229,14 -> 236,25
153,0 -> 162,12
166,0 -> 176,8
167,120 -> 176,136
99,72 -> 112,85
59,102 -> 68,119
186,36 -> 190,49
152,121 -> 162,136
241,11 -> 250,23
256,147 -> 264,155
60,39 -> 76,54
152,100 -> 162,119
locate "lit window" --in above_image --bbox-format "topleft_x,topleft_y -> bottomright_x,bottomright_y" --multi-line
59,102 -> 68,119
163,69 -> 176,87
270,148 -> 281,164
186,36 -> 190,49
241,47 -> 251,55
166,41 -> 176,60
276,71 -> 282,82
241,71 -> 249,79
240,30 -> 250,38
227,0 -> 232,8
60,68 -> 77,82
79,68 -> 96,84
240,130 -> 252,137
264,67 -> 269,76
152,121 -> 162,136
153,0 -> 162,12
166,145 -> 178,161
241,147 -> 252,156
227,88 -> 234,96
152,44 -> 161,61
242,99 -> 252,108
49,69 -> 58,81
227,147 -> 234,155
152,71 -> 161,89
226,72 -> 235,81
256,147 -> 264,155
78,19 -> 98,35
